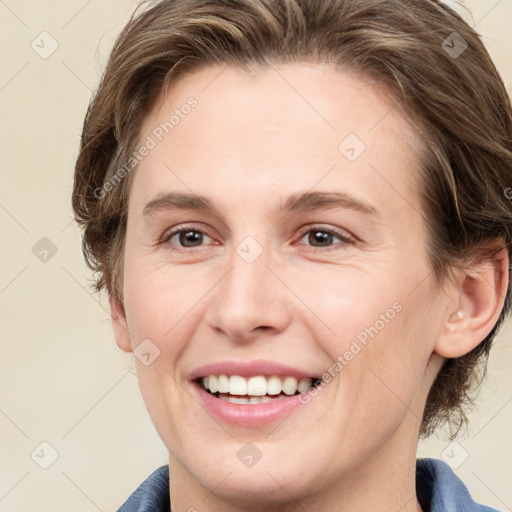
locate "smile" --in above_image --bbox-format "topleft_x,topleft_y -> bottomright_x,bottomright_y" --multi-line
199,374 -> 320,404
191,367 -> 322,427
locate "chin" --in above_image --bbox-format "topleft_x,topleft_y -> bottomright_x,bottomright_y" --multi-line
200,466 -> 312,508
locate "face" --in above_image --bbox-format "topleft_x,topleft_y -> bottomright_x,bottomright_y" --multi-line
116,63 -> 449,506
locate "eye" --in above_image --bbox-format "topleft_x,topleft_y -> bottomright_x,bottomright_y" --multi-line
160,227 -> 214,250
296,225 -> 355,250
159,224 -> 355,252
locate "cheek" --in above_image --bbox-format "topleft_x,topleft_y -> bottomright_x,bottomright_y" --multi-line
312,265 -> 436,421
123,254 -> 204,345
345,290 -> 438,424
298,265 -> 399,354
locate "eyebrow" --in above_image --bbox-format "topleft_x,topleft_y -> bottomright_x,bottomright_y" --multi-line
142,191 -> 379,217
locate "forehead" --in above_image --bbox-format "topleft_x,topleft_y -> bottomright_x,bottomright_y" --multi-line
143,62 -> 419,144
132,63 -> 423,215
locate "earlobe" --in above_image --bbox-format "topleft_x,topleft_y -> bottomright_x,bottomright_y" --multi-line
434,247 -> 509,359
109,295 -> 133,353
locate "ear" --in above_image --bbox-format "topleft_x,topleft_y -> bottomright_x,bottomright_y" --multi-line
434,246 -> 509,358
109,295 -> 133,353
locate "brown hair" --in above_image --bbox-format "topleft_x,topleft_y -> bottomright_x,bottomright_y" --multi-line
72,0 -> 512,438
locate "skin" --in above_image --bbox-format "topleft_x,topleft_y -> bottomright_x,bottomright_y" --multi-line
110,63 -> 508,512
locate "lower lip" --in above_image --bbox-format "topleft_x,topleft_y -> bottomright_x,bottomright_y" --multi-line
191,381 -> 309,428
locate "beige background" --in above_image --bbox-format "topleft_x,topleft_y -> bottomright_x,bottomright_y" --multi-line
1,1 -> 511,510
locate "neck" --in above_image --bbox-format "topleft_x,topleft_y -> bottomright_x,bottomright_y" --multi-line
168,412 -> 424,512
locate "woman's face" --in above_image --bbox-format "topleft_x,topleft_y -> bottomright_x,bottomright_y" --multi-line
116,63 -> 448,505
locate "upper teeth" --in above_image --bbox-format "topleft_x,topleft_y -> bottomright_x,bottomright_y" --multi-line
202,375 -> 313,396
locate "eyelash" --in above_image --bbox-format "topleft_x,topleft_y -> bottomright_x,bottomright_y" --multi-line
158,224 -> 356,252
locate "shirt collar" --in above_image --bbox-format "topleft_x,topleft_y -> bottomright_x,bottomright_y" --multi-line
416,457 -> 500,512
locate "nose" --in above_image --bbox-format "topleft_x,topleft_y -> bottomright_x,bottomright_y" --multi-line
204,241 -> 292,343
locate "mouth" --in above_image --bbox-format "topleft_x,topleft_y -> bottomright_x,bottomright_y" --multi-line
188,361 -> 325,426
195,374 -> 323,404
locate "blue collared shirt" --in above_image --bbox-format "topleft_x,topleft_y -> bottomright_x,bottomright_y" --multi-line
117,457 -> 501,511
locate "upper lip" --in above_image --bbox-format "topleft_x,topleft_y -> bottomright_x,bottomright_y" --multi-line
188,360 -> 321,381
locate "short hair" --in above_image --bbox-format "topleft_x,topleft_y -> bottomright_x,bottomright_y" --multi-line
72,0 -> 512,438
